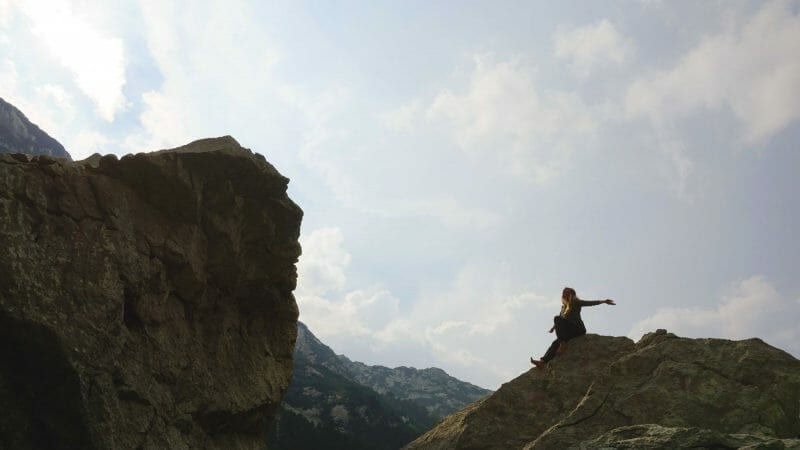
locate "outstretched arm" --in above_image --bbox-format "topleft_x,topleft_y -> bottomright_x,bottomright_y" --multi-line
578,299 -> 616,306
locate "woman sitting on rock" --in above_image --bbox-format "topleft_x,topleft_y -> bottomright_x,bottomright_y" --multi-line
531,287 -> 615,368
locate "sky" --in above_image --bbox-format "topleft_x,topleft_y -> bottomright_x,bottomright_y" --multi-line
2,0 -> 799,389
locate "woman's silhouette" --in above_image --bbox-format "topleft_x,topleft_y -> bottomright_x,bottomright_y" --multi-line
531,287 -> 615,368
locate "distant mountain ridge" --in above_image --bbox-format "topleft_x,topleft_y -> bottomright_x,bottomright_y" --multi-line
267,322 -> 491,449
337,356 -> 491,419
295,322 -> 491,419
0,97 -> 71,159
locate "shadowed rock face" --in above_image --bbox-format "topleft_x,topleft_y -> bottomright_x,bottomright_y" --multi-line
0,136 -> 302,449
0,97 -> 71,160
406,330 -> 800,450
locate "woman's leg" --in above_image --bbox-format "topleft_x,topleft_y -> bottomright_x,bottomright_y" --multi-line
534,318 -> 587,367
543,317 -> 574,360
554,316 -> 575,341
554,318 -> 586,354
541,339 -> 560,363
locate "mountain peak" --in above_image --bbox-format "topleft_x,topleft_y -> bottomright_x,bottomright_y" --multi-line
0,97 -> 71,160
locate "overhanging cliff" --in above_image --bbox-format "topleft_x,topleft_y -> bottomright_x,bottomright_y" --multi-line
0,136 -> 302,449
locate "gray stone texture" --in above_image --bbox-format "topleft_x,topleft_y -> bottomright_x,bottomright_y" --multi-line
0,136 -> 302,449
407,330 -> 800,450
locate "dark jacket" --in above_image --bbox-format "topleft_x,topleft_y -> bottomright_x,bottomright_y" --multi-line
560,299 -> 604,329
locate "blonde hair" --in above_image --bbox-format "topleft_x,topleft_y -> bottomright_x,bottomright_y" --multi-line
562,287 -> 577,315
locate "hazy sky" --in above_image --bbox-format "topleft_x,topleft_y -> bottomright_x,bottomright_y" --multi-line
2,0 -> 799,389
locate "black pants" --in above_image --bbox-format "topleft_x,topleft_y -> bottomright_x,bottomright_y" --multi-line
542,316 -> 586,363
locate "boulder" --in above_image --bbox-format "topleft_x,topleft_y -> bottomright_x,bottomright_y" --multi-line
406,335 -> 635,449
0,136 -> 302,449
407,330 -> 800,450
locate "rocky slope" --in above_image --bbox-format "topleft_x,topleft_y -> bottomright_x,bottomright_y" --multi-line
406,330 -> 800,449
268,322 -> 491,449
0,136 -> 302,449
0,97 -> 71,159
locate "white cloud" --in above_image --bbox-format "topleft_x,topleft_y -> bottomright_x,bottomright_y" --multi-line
67,130 -> 111,161
131,89 -> 193,151
555,19 -> 634,77
289,85 -> 503,231
426,55 -> 597,184
37,83 -> 73,115
407,263 -> 557,339
653,131 -> 695,201
18,0 -> 127,122
133,0 -> 501,237
299,234 -> 563,388
0,0 -> 10,28
296,227 -> 399,338
343,289 -> 401,332
299,287 -> 401,338
0,62 -> 75,141
635,0 -> 663,8
379,100 -> 422,131
297,227 -> 351,295
391,196 -> 501,230
292,86 -> 358,205
388,263 -> 560,385
624,1 -> 800,143
131,0 -> 282,151
629,276 -> 800,356
0,58 -> 17,92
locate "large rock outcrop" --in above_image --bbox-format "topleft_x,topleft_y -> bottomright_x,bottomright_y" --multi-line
0,136 -> 302,449
406,330 -> 800,449
0,97 -> 71,160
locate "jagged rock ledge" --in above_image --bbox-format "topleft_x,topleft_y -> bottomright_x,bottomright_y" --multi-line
406,330 -> 800,449
0,136 -> 302,449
